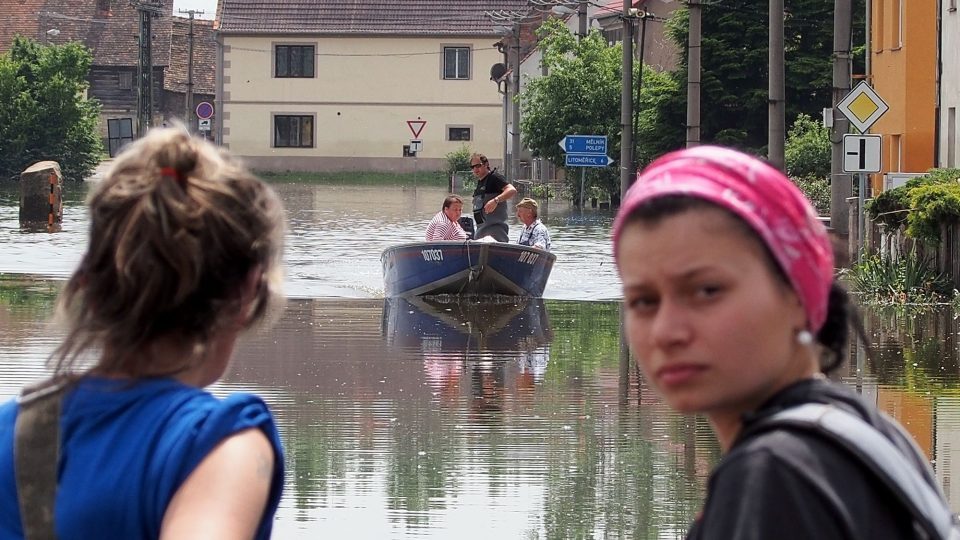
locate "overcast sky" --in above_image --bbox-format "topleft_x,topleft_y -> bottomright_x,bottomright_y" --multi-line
172,0 -> 217,18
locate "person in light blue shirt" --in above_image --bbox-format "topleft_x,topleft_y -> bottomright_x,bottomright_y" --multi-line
0,126 -> 286,540
516,197 -> 551,252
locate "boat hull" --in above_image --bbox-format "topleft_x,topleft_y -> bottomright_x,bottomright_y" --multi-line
381,241 -> 555,297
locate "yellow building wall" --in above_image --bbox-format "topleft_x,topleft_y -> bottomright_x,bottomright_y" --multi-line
869,0 -> 937,193
877,387 -> 934,458
221,35 -> 506,171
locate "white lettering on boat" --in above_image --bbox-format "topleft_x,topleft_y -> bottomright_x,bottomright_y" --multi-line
422,249 -> 444,262
518,252 -> 540,265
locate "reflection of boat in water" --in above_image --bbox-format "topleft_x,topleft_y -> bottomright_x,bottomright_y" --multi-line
381,295 -> 553,353
380,241 -> 555,297
383,295 -> 554,413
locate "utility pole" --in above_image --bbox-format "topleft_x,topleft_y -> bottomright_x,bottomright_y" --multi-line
632,11 -> 648,172
133,0 -> 163,138
831,0 -> 853,236
511,24 -> 522,182
577,0 -> 588,37
178,9 -> 203,130
768,0 -> 785,170
620,0 -> 635,201
686,0 -> 701,148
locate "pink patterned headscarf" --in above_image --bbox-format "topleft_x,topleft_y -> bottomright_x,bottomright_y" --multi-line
612,146 -> 834,331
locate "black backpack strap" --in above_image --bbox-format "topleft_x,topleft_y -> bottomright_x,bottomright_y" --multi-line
14,378 -> 71,540
763,403 -> 957,540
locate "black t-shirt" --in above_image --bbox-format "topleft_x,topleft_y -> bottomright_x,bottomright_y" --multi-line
687,379 -> 928,540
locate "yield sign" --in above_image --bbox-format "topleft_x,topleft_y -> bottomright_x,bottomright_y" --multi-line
407,120 -> 426,138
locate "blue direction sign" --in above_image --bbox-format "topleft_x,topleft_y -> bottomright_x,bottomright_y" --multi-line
565,153 -> 614,168
559,135 -> 607,155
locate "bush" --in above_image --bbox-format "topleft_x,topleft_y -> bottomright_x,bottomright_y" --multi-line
792,175 -> 830,215
844,249 -> 952,304
785,113 -> 830,179
0,36 -> 102,182
444,145 -> 472,177
866,168 -> 960,242
906,183 -> 960,243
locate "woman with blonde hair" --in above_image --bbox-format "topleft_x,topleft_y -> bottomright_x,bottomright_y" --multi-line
0,127 -> 286,539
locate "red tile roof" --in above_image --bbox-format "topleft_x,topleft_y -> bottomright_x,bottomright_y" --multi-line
164,17 -> 216,94
0,0 -> 172,67
218,0 -> 533,36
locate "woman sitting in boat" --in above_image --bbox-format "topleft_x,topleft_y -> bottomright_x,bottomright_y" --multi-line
516,197 -> 551,252
425,194 -> 468,241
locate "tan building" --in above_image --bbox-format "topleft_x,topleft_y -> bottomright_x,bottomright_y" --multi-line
216,0 -> 529,172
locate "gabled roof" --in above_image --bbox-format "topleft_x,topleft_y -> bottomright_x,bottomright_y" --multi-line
217,0 -> 532,36
164,17 -> 216,94
0,0 -> 172,67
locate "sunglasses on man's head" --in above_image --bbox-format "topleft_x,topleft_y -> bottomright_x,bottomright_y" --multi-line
470,163 -> 483,169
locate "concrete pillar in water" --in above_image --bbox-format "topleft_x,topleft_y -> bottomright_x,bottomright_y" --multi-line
19,161 -> 63,232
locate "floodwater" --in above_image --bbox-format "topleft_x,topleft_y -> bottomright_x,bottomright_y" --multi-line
2,182 -> 960,538
0,182 -> 619,300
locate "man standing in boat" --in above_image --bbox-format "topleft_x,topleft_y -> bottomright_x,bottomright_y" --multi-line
469,153 -> 516,242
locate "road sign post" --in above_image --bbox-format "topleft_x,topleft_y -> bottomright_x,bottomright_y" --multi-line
836,82 -> 888,134
407,120 -> 426,139
842,134 -> 881,174
842,134 -> 882,261
195,101 -> 214,120
836,83 -> 888,260
558,135 -> 614,208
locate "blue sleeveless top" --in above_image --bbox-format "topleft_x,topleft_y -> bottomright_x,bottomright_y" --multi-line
0,377 -> 284,540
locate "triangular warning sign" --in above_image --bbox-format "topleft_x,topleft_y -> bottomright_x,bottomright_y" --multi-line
407,120 -> 426,138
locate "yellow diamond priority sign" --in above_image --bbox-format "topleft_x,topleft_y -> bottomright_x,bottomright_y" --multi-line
837,81 -> 889,133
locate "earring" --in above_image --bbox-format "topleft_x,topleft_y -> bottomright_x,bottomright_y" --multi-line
796,330 -> 814,346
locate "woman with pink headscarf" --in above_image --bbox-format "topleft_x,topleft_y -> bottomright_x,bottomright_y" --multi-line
613,146 -> 955,539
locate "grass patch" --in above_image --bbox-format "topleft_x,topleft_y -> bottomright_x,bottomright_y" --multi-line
842,249 -> 953,304
258,170 -> 449,187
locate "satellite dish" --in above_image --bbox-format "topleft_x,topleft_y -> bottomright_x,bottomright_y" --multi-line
490,63 -> 508,82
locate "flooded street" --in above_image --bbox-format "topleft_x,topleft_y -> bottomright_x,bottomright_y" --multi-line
0,182 -> 619,300
2,182 -> 960,538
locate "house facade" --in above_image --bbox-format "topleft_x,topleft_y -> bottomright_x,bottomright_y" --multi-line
215,0 -> 530,173
869,0 -> 938,192
940,0 -> 959,169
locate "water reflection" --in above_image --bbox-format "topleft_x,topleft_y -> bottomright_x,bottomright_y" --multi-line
382,296 -> 553,422
6,231 -> 960,535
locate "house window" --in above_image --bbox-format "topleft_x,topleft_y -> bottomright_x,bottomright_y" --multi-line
892,0 -> 902,48
274,115 -> 314,148
118,71 -> 133,90
443,47 -> 470,80
275,45 -> 315,78
448,126 -> 471,141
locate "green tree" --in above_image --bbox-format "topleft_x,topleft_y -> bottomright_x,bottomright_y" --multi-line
653,0 -> 864,154
519,18 -> 679,203
0,36 -> 102,182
